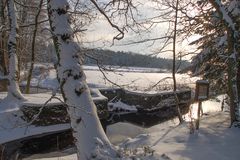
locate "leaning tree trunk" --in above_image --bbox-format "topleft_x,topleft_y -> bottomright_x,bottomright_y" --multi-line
47,1 -> 117,159
6,0 -> 25,100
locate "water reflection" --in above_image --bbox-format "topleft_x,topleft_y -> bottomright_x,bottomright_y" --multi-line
107,95 -> 224,144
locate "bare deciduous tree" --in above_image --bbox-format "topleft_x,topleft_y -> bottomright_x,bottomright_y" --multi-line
6,0 -> 25,100
25,0 -> 44,94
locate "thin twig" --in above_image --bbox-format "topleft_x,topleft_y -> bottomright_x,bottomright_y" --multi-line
89,0 -> 124,44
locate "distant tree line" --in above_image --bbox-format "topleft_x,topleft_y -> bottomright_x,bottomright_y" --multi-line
83,49 -> 190,71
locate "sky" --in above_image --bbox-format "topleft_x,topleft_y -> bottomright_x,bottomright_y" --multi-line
81,0 -> 198,61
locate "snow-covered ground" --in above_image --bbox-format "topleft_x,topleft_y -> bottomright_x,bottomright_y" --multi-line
2,64 -> 239,160
22,95 -> 240,160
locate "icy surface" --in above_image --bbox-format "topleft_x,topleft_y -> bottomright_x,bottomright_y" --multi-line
21,64 -> 198,92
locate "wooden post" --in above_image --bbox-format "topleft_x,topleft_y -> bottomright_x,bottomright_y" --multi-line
200,103 -> 203,117
196,101 -> 202,130
194,80 -> 209,130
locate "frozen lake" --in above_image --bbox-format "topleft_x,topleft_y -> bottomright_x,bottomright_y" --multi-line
85,70 -> 198,91
24,65 -> 199,92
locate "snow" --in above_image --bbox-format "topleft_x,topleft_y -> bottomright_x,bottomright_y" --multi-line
7,0 -> 17,44
1,122 -> 71,145
21,64 -> 198,93
215,0 -> 236,32
0,94 -> 22,113
6,0 -> 25,100
83,65 -> 168,73
0,87 -> 238,160
0,92 -> 72,144
149,113 -> 240,160
228,0 -> 240,16
90,88 -> 108,102
0,107 -> 71,144
0,89 -> 108,112
23,112 -> 240,160
108,101 -> 138,112
0,92 -> 62,111
1,63 -> 239,159
0,89 -> 109,144
48,1 -> 117,158
85,69 -> 198,92
49,0 -> 72,35
18,94 -> 240,160
218,35 -> 227,46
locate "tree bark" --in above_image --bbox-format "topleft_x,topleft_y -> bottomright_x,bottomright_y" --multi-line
172,0 -> 183,123
0,0 -> 8,75
47,1 -> 118,159
226,29 -> 238,124
209,0 -> 240,124
25,0 -> 44,94
6,0 -> 25,100
196,101 -> 202,130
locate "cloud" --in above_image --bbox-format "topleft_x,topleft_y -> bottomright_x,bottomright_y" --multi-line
81,0 -> 197,60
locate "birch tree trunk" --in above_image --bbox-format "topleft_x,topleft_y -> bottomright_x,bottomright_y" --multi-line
47,1 -> 118,159
6,0 -> 25,100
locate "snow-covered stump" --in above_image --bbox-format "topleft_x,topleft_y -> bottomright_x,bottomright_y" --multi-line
47,1 -> 118,159
6,0 -> 25,100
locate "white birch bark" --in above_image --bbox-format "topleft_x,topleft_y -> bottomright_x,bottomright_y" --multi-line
6,0 -> 25,100
47,1 -> 118,159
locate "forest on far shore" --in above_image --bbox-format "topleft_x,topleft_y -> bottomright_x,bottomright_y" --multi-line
83,49 -> 191,70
